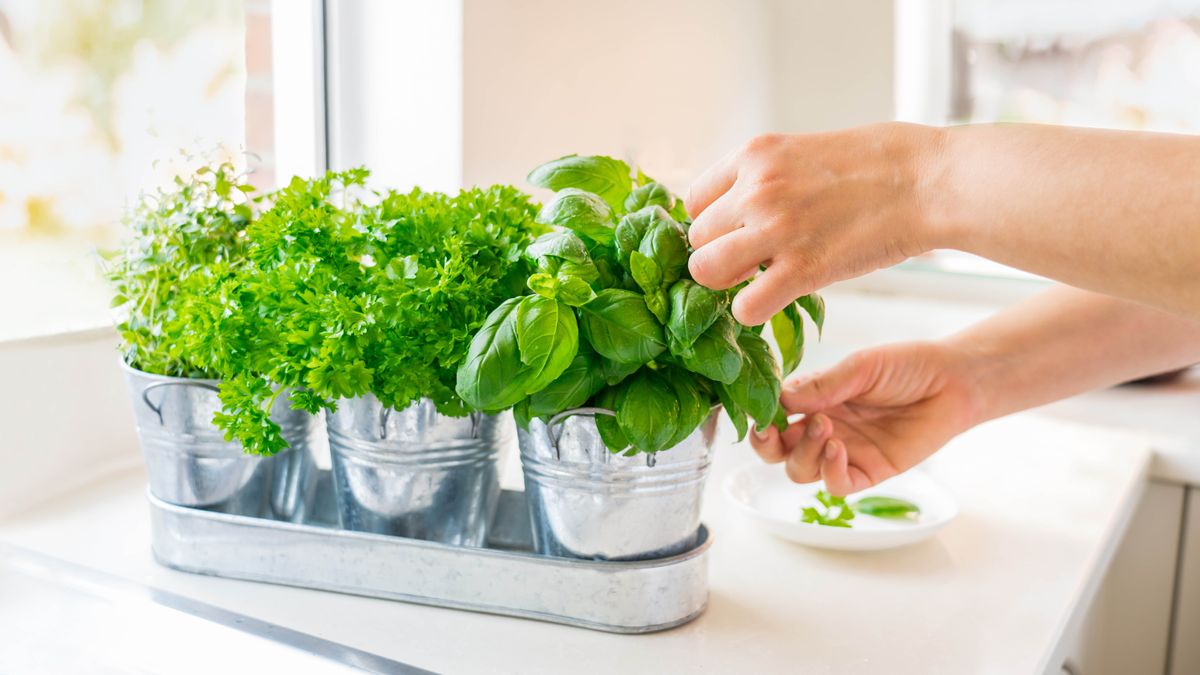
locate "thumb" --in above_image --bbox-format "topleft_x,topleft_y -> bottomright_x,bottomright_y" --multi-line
781,352 -> 876,413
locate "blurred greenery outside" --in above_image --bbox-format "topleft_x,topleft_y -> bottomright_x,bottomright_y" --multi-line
0,0 -> 246,339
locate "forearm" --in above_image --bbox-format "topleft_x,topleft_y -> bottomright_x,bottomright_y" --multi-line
947,285 -> 1200,424
924,124 -> 1200,319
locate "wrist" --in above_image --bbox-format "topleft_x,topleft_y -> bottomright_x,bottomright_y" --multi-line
942,330 -> 1013,429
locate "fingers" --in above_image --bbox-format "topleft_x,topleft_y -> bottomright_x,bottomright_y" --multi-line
688,227 -> 771,290
781,353 -> 875,414
783,412 -> 831,484
730,262 -> 811,326
748,425 -> 786,463
687,191 -> 740,249
819,438 -> 873,496
684,149 -> 739,219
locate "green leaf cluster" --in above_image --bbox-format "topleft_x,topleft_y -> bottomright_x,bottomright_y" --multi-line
800,490 -> 921,528
456,154 -> 825,455
110,165 -> 544,455
103,161 -> 257,378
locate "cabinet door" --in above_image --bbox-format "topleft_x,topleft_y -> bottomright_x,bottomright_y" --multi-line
1171,487 -> 1200,675
1062,481 -> 1184,675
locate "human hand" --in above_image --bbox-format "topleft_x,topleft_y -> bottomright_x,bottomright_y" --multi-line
685,123 -> 946,326
749,341 -> 985,495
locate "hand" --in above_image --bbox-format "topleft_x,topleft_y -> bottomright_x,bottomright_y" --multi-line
750,341 -> 985,495
685,123 -> 946,326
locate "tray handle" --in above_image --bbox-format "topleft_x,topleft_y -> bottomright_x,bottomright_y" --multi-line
141,380 -> 221,426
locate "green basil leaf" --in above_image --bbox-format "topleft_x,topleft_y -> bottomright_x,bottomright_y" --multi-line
629,250 -> 663,295
646,288 -> 669,324
527,230 -> 591,263
455,297 -> 533,412
680,313 -> 743,384
667,279 -> 724,347
594,386 -> 630,452
512,397 -> 532,430
713,380 -> 749,442
527,273 -> 559,299
797,293 -> 826,337
615,370 -> 680,454
528,346 -> 606,416
770,301 -> 805,375
638,219 -> 688,285
515,295 -> 578,392
727,330 -> 782,431
559,259 -> 600,284
598,354 -> 641,386
578,288 -> 665,365
558,276 -> 597,307
536,188 -> 615,244
613,205 -> 672,269
854,496 -> 921,520
624,182 -> 675,213
662,366 -> 710,448
527,154 -> 633,212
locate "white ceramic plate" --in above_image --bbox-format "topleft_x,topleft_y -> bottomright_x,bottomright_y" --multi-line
724,463 -> 959,551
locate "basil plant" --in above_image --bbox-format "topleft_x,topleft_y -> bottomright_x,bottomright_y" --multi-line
456,155 -> 824,455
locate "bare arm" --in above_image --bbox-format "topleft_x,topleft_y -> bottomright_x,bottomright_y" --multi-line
952,285 -> 1200,423
931,124 -> 1200,320
751,286 -> 1200,494
686,123 -> 1200,325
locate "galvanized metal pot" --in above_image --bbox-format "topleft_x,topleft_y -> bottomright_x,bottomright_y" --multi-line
326,395 -> 511,546
518,408 -> 717,561
122,362 -> 324,521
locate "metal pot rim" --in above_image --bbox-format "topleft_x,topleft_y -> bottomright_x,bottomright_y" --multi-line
119,357 -> 221,386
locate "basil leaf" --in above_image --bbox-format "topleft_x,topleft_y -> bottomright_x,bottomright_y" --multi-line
680,313 -> 743,384
613,205 -> 671,268
527,273 -> 558,299
455,297 -> 533,412
579,288 -> 666,364
594,385 -> 630,452
667,279 -> 724,347
527,154 -> 633,212
629,250 -> 663,295
713,380 -> 749,442
515,295 -> 578,392
854,496 -> 921,520
527,230 -> 591,263
638,219 -> 688,285
727,329 -> 782,431
558,276 -> 596,307
537,188 -> 615,245
663,366 -> 709,448
512,397 -> 532,430
797,293 -> 825,337
645,288 -> 669,324
615,370 -> 680,453
528,346 -> 606,416
624,182 -> 674,213
770,301 -> 805,375
598,353 -> 641,386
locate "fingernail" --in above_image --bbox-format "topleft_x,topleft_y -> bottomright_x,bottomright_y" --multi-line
807,414 -> 825,439
823,440 -> 839,461
751,427 -> 768,441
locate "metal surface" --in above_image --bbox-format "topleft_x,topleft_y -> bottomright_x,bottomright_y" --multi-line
518,409 -> 717,561
326,395 -> 510,546
123,362 -> 324,521
148,483 -> 711,634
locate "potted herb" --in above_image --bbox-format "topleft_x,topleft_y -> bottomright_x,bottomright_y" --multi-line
456,155 -> 824,560
106,163 -> 322,519
190,170 -> 545,545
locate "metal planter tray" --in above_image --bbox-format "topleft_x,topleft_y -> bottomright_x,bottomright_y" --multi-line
148,474 -> 711,634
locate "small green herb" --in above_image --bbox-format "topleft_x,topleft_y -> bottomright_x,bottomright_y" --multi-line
801,490 -> 922,528
854,496 -> 921,521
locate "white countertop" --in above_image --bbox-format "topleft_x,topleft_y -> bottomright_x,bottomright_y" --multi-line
0,413 -> 1151,674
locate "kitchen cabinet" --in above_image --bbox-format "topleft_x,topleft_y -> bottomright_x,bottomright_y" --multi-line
1171,488 -> 1200,675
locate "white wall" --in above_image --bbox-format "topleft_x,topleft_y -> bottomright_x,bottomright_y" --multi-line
462,0 -> 894,193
